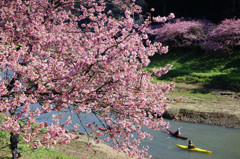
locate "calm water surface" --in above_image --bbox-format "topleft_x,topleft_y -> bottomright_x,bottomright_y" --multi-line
36,111 -> 240,159
142,120 -> 240,159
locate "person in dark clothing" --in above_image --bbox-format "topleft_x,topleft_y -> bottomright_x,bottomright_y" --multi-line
173,128 -> 181,136
188,140 -> 195,149
10,131 -> 21,159
106,125 -> 112,130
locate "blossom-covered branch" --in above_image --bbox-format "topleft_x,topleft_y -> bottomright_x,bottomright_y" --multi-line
0,0 -> 174,158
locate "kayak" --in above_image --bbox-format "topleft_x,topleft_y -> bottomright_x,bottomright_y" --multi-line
99,127 -> 109,131
167,129 -> 188,140
176,144 -> 212,154
98,128 -> 123,133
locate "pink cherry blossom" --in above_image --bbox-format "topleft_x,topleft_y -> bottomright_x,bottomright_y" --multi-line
125,10 -> 131,19
65,116 -> 72,126
153,16 -> 167,23
150,8 -> 155,12
168,13 -> 175,19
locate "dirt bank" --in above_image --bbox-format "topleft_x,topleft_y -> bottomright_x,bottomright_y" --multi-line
162,83 -> 240,128
162,108 -> 240,128
55,133 -> 130,159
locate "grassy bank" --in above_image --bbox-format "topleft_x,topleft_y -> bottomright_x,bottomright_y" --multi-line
0,132 -> 127,159
165,83 -> 240,117
146,48 -> 240,117
0,113 -> 128,159
0,113 -> 76,159
147,48 -> 240,91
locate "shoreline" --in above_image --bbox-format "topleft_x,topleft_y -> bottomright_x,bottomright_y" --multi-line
161,82 -> 240,128
162,108 -> 240,128
55,133 -> 130,159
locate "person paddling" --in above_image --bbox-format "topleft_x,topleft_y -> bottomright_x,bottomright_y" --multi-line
173,128 -> 181,136
106,125 -> 112,130
10,131 -> 21,159
188,140 -> 195,149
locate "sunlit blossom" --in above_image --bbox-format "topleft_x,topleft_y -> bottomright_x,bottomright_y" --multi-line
0,1 -> 174,158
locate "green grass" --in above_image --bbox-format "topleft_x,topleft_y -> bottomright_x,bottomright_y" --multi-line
77,145 -> 84,149
146,48 -> 240,115
172,87 -> 214,99
0,113 -> 78,159
0,133 -> 78,159
16,146 -> 78,159
147,47 -> 240,91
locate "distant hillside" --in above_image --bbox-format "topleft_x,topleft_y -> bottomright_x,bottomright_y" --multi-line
147,48 -> 240,91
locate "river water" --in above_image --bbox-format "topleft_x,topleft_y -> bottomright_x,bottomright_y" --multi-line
141,120 -> 240,159
36,111 -> 240,159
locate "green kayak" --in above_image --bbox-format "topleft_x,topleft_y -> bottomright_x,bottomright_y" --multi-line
176,144 -> 212,154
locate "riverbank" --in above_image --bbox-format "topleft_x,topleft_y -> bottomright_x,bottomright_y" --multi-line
0,131 -> 130,159
54,133 -> 130,159
163,108 -> 240,128
0,113 -> 129,159
163,83 -> 240,128
146,47 -> 240,128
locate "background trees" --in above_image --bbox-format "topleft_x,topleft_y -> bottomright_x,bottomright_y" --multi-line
146,18 -> 240,55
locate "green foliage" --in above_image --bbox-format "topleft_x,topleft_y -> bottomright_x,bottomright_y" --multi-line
0,114 -> 10,146
0,138 -> 78,159
0,113 -> 77,159
147,48 -> 240,91
0,130 -> 10,147
17,146 -> 78,159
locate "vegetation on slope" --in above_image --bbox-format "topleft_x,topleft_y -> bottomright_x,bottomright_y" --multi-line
147,47 -> 240,91
0,113 -> 127,159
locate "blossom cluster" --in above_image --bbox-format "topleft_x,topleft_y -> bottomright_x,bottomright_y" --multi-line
153,13 -> 175,23
153,64 -> 173,77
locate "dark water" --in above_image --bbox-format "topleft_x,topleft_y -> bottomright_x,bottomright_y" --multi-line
36,110 -> 240,159
141,120 -> 240,159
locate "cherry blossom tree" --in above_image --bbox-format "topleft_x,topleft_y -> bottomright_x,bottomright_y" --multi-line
146,19 -> 214,48
0,0 -> 174,158
203,18 -> 240,54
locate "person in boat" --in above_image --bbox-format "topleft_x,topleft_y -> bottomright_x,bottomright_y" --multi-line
188,140 -> 195,149
173,128 -> 181,136
106,125 -> 112,130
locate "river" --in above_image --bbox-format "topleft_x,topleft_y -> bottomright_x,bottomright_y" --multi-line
141,120 -> 240,159
36,111 -> 240,159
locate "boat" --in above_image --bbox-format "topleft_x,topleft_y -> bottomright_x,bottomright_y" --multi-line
98,127 -> 123,133
176,144 -> 212,154
167,128 -> 188,140
98,127 -> 109,131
